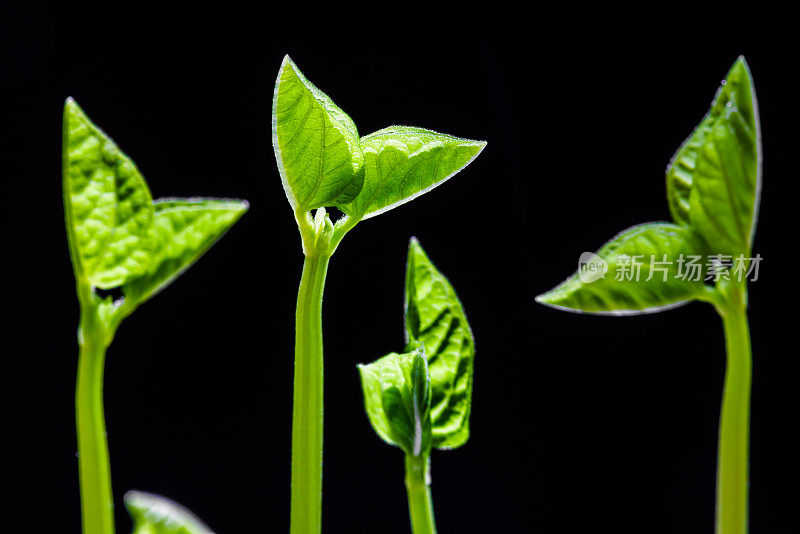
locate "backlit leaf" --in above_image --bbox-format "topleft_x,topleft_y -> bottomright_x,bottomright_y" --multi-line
272,56 -> 364,212
536,223 -> 710,315
125,491 -> 214,534
122,198 -> 248,306
405,238 -> 474,449
339,126 -> 485,221
358,347 -> 432,456
63,98 -> 155,289
666,57 -> 759,254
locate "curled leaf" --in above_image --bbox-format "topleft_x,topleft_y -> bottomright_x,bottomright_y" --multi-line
359,347 -> 432,456
666,57 -> 760,255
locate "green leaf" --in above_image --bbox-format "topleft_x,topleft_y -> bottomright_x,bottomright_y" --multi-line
63,98 -> 155,289
536,223 -> 710,315
339,126 -> 486,221
122,198 -> 249,306
272,56 -> 365,212
358,347 -> 432,456
125,491 -> 214,534
666,57 -> 760,254
405,238 -> 474,449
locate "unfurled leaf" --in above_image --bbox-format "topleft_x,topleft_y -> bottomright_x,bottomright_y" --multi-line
359,347 -> 432,456
666,57 -> 759,254
272,56 -> 364,212
405,238 -> 474,449
122,198 -> 249,305
63,98 -> 155,289
339,126 -> 486,221
125,491 -> 214,534
537,223 -> 710,315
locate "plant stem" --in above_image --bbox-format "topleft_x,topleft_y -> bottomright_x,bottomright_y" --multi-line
76,305 -> 115,534
405,454 -> 437,534
715,280 -> 751,534
290,253 -> 330,534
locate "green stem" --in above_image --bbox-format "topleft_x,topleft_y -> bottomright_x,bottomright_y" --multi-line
76,305 -> 115,534
714,281 -> 751,534
290,253 -> 330,534
405,454 -> 437,534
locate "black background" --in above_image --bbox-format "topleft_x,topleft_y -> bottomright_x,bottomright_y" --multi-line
1,4 -> 797,533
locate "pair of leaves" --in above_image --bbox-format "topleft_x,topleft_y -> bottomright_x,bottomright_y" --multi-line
63,99 -> 248,311
359,239 -> 474,456
126,491 -> 214,534
538,58 -> 760,314
272,56 -> 486,223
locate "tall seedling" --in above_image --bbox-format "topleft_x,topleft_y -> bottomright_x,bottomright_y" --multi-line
271,56 -> 485,533
537,58 -> 760,534
64,99 -> 247,534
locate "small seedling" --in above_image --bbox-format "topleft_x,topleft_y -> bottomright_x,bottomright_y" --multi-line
359,238 -> 474,534
64,99 -> 247,534
537,57 -> 760,534
271,56 -> 485,533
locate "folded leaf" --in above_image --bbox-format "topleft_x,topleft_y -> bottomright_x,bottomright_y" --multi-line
63,98 -> 155,289
358,347 -> 432,456
122,198 -> 248,306
125,491 -> 214,534
405,238 -> 474,449
537,223 -> 710,315
689,65 -> 759,255
339,126 -> 486,221
272,56 -> 365,212
666,57 -> 760,254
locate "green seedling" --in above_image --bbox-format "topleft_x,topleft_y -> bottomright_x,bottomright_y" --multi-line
359,238 -> 475,534
64,99 -> 247,534
271,56 -> 485,534
537,57 -> 760,534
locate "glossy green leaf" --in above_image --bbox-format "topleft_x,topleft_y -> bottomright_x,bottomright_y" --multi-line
122,198 -> 249,305
405,238 -> 474,449
63,98 -> 155,289
537,223 -> 710,315
125,491 -> 214,534
339,126 -> 486,221
272,56 -> 365,212
358,347 -> 432,456
666,57 -> 759,254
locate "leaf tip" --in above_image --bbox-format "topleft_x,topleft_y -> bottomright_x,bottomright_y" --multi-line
64,97 -> 86,123
280,53 -> 294,72
535,286 -> 581,314
725,55 -> 753,85
407,236 -> 429,264
234,199 -> 250,214
534,290 -> 557,306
